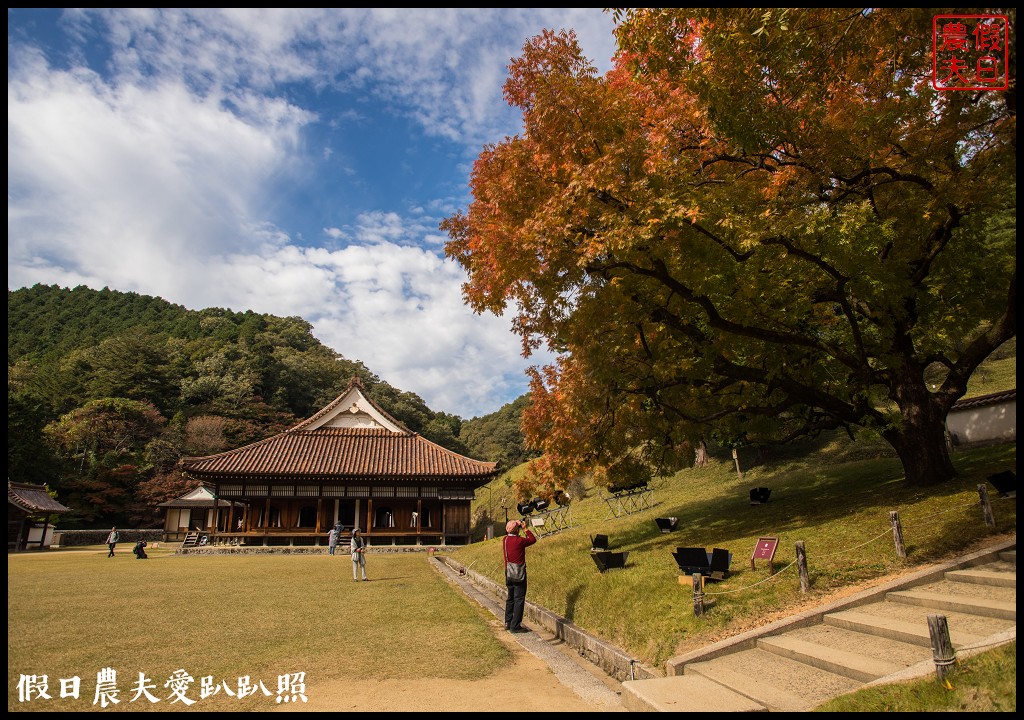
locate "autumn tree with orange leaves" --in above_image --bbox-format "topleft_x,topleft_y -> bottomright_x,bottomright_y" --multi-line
442,9 -> 1016,492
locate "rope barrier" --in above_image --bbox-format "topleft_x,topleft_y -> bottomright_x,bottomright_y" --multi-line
900,498 -> 982,524
812,526 -> 893,559
702,558 -> 798,596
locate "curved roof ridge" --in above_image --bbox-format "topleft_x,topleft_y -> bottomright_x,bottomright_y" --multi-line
287,376 -> 413,435
951,388 -> 1016,410
9,480 -> 72,514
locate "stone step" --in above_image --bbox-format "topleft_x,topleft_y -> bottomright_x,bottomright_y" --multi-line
620,675 -> 768,713
824,600 -> 1015,648
628,552 -> 1016,712
756,624 -> 929,682
886,582 -> 1016,620
946,565 -> 1016,588
683,647 -> 862,712
827,606 -> 995,651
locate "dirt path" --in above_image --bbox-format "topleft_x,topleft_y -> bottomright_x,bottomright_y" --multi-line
275,631 -> 616,712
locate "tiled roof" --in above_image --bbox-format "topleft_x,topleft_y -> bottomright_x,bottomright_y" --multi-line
156,498 -> 240,508
8,481 -> 72,514
181,427 -> 498,480
951,389 -> 1016,411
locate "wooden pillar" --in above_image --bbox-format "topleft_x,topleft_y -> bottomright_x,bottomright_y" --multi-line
927,614 -> 957,682
315,497 -> 323,535
796,541 -> 810,593
264,496 -> 271,546
416,498 -> 423,546
692,573 -> 704,616
366,498 -> 374,536
978,484 -> 996,528
890,510 -> 907,558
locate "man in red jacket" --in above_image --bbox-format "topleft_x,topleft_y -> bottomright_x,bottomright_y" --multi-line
503,519 -> 537,633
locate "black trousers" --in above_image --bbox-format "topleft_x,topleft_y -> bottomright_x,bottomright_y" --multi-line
107,543 -> 116,557
505,579 -> 527,629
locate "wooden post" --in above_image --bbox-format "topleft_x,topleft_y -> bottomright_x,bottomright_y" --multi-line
927,614 -> 957,682
692,573 -> 704,616
890,510 -> 907,558
795,541 -> 809,593
731,448 -> 744,480
978,484 -> 996,528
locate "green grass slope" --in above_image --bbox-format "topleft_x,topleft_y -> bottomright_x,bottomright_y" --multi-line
454,440 -> 1016,669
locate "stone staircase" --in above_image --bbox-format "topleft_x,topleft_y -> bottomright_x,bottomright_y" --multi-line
621,542 -> 1016,712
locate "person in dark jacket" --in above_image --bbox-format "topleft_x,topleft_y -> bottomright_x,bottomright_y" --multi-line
132,539 -> 148,559
503,519 -> 537,633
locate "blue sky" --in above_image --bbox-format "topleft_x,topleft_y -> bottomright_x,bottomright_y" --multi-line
7,8 -> 618,419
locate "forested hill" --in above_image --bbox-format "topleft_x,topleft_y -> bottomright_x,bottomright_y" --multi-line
8,284 -> 535,527
10,284 -> 195,360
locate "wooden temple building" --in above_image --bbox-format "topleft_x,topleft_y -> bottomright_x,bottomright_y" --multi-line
177,378 -> 498,547
8,480 -> 72,551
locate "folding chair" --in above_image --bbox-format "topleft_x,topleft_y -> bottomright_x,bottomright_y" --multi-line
708,547 -> 732,580
655,517 -> 678,533
591,550 -> 629,572
672,547 -> 711,576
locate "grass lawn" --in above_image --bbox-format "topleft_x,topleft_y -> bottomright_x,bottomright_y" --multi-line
8,551 -> 511,712
10,441 -> 1014,712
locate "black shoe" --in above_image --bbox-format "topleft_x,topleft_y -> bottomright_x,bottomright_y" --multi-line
509,626 -> 529,634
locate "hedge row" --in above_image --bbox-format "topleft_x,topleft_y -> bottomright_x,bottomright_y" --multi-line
53,529 -> 166,546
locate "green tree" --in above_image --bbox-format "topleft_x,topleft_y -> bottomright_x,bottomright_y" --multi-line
84,333 -> 177,413
459,394 -> 539,468
442,11 -> 1016,489
7,388 -> 61,486
43,398 -> 167,524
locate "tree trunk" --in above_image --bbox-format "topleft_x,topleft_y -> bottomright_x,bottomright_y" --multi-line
694,440 -> 709,469
883,396 -> 957,487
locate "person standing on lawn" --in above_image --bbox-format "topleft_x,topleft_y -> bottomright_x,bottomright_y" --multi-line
351,528 -> 368,581
105,527 -> 120,557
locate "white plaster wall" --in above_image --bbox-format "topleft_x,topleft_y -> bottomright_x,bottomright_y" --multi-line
946,400 -> 1016,446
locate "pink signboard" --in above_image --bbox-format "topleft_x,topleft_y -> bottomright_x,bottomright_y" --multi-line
751,536 -> 779,573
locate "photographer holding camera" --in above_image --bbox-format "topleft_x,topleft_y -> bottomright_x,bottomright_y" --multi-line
502,518 -> 537,633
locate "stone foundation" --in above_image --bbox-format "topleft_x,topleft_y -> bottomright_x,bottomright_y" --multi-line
175,545 -> 437,556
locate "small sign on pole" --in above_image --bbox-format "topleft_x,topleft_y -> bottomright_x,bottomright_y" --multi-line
751,536 -> 779,574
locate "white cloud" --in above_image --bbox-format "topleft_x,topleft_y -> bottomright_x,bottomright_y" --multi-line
205,238 -> 547,419
7,8 -> 601,417
7,62 -> 311,285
